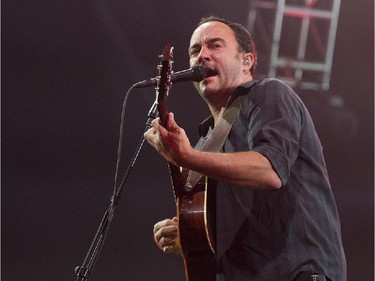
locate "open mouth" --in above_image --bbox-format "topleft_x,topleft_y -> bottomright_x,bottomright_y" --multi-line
205,69 -> 218,78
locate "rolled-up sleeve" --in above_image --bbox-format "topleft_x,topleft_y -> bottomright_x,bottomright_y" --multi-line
244,79 -> 304,186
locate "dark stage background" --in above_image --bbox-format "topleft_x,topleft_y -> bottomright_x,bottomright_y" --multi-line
2,1 -> 374,280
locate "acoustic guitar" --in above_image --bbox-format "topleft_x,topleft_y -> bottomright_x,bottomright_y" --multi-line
154,43 -> 216,281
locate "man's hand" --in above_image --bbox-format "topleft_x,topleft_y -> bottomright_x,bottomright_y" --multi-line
153,217 -> 182,255
144,112 -> 193,167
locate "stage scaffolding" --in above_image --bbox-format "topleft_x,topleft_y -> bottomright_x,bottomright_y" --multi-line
247,0 -> 341,91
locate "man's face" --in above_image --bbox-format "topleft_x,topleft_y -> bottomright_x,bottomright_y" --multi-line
189,21 -> 247,101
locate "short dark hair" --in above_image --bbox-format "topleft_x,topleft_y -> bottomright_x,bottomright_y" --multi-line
197,16 -> 257,74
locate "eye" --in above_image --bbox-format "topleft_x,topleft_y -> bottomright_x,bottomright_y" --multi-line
190,50 -> 198,56
209,41 -> 224,51
189,48 -> 200,57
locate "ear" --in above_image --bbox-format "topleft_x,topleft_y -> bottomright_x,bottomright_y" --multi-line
242,53 -> 255,74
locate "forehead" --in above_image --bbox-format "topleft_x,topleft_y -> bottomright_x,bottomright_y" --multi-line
189,21 -> 236,47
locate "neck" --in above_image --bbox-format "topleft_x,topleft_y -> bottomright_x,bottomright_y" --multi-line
206,77 -> 253,125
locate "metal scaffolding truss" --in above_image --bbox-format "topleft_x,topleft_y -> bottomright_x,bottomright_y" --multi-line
247,0 -> 341,91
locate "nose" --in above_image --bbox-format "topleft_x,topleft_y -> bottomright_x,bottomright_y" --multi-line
197,45 -> 210,64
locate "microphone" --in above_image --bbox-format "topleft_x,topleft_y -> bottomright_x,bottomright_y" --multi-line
133,65 -> 206,88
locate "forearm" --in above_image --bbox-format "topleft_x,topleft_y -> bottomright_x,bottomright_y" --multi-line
180,149 -> 282,190
144,115 -> 282,190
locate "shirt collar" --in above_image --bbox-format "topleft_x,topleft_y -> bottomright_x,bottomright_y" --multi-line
198,80 -> 258,137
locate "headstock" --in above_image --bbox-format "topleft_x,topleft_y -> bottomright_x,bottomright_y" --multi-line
156,43 -> 174,127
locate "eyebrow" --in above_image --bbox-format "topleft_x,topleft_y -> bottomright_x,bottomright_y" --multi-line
189,37 -> 226,52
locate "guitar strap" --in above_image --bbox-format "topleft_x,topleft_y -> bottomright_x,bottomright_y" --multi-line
184,82 -> 256,192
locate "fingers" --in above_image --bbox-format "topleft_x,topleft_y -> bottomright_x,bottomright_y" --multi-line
149,113 -> 179,135
153,218 -> 179,254
144,113 -> 190,167
143,114 -> 174,142
144,118 -> 161,150
162,241 -> 177,254
150,117 -> 161,130
165,112 -> 180,134
155,224 -> 177,242
144,113 -> 182,159
153,218 -> 178,241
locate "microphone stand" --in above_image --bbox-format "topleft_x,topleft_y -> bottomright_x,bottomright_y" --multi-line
75,101 -> 158,281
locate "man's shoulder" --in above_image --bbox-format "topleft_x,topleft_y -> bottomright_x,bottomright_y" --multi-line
256,78 -> 290,88
251,78 -> 300,99
241,78 -> 304,112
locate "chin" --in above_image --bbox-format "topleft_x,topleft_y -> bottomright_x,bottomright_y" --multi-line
197,80 -> 220,97
201,87 -> 219,100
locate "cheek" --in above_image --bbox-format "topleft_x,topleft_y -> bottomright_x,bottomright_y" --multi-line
189,58 -> 198,67
224,59 -> 243,75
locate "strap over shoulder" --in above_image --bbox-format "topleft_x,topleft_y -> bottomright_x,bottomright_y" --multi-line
184,81 -> 259,192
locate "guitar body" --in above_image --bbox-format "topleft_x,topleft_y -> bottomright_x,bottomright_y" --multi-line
170,165 -> 217,281
155,43 -> 216,281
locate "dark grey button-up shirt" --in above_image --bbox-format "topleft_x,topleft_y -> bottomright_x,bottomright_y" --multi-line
198,79 -> 346,281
